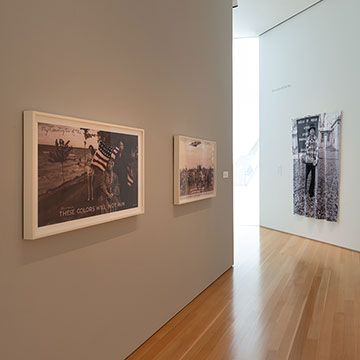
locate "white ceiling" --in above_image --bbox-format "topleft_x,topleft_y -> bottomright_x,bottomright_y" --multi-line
233,0 -> 323,38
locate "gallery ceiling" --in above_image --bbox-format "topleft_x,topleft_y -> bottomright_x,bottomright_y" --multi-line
233,0 -> 323,38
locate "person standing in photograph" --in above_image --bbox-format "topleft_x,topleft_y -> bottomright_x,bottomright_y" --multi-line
97,160 -> 120,213
114,140 -> 129,205
304,126 -> 318,198
127,146 -> 138,206
85,145 -> 96,201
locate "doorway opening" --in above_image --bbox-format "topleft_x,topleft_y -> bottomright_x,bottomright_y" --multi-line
233,38 -> 259,264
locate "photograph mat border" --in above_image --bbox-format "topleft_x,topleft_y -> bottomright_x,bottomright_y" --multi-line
23,111 -> 145,240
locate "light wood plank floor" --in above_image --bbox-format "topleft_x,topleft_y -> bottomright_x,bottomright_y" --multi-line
127,227 -> 360,360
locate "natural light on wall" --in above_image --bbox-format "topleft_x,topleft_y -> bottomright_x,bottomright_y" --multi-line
233,38 -> 259,226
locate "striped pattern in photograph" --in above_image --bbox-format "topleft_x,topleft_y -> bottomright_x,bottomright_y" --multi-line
91,142 -> 119,171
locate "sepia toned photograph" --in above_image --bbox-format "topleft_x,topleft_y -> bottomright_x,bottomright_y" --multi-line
24,111 -> 144,239
174,135 -> 216,205
292,111 -> 342,222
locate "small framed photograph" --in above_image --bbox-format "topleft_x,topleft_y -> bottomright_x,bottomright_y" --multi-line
174,135 -> 216,205
23,111 -> 144,239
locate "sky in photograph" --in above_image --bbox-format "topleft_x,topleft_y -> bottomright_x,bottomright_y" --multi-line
179,138 -> 215,169
38,123 -> 99,148
320,111 -> 341,130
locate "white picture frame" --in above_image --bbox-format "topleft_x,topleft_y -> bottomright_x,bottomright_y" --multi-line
23,111 -> 144,240
174,135 -> 216,205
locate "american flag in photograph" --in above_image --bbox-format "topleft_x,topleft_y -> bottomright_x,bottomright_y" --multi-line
91,142 -> 119,172
127,165 -> 134,186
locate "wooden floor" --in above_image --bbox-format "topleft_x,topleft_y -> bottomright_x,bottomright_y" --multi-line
127,227 -> 360,360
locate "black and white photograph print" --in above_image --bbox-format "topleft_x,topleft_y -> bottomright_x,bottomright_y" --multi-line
292,111 -> 342,222
174,135 -> 216,205
23,111 -> 144,239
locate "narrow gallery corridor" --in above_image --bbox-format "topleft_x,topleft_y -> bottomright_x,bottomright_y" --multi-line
1,1 -> 359,359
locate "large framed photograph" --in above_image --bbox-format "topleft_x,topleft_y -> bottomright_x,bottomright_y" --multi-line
174,135 -> 216,205
24,111 -> 144,239
292,111 -> 342,222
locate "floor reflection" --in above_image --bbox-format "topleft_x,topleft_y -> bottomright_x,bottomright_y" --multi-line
230,225 -> 269,359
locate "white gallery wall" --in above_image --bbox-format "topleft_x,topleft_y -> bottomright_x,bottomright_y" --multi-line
260,0 -> 360,250
0,1 -> 233,359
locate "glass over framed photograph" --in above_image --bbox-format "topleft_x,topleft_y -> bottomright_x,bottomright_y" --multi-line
174,135 -> 216,205
292,111 -> 342,222
23,111 -> 144,239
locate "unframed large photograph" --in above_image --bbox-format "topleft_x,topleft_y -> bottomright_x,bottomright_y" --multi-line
174,135 -> 216,205
24,111 -> 144,239
292,111 -> 342,222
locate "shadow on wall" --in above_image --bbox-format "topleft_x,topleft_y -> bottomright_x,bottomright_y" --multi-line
173,199 -> 213,218
21,216 -> 138,265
